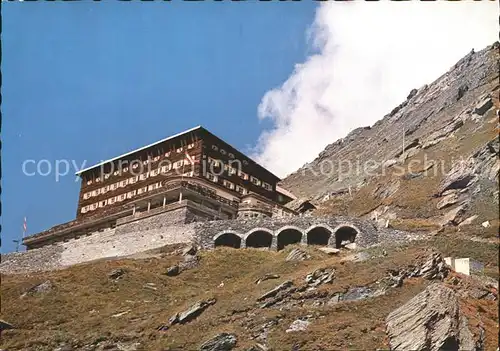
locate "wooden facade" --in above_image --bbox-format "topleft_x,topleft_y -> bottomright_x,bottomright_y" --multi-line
76,126 -> 283,220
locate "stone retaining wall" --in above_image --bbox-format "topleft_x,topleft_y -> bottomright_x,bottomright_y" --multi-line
193,216 -> 380,249
1,211 -> 411,274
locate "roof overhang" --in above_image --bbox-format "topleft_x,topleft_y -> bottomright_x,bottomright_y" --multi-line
75,125 -> 202,176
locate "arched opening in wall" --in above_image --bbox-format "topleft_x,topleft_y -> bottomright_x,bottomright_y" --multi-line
307,226 -> 331,246
277,229 -> 302,251
246,231 -> 273,249
214,233 -> 241,249
335,226 -> 358,249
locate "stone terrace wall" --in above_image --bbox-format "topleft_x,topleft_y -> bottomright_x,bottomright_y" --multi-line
0,208 -> 197,274
1,211 -> 412,275
193,216 -> 381,249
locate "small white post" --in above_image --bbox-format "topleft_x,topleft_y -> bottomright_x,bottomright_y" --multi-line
132,204 -> 136,215
147,201 -> 151,212
163,196 -> 166,208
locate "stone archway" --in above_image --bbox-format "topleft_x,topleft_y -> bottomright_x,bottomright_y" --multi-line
214,232 -> 242,249
276,226 -> 303,251
333,225 -> 358,249
245,229 -> 273,249
306,225 -> 332,246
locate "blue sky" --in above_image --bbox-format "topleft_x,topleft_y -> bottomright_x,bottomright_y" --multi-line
2,1 -> 317,253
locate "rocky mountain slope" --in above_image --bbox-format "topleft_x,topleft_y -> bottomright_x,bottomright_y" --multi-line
1,240 -> 498,351
1,44 -> 498,351
281,42 -> 499,237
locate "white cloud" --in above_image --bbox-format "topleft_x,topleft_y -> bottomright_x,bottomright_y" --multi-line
253,0 -> 499,178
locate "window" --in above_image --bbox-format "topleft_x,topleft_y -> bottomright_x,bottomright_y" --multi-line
123,167 -> 129,172
173,160 -> 184,169
87,180 -> 93,185
127,190 -> 136,199
142,160 -> 149,166
220,149 -> 227,155
250,176 -> 261,186
153,155 -> 160,162
101,186 -> 109,194
104,174 -> 110,180
117,193 -> 127,202
113,170 -> 120,176
137,187 -> 147,195
95,177 -> 101,183
176,147 -> 183,153
148,182 -> 161,191
182,171 -> 194,177
165,151 -> 171,158
151,169 -> 159,177
238,171 -> 249,180
187,143 -> 195,149
110,183 -> 119,191
81,206 -> 88,213
236,186 -> 247,195
92,189 -> 100,197
161,164 -> 171,173
83,192 -> 91,200
208,158 -> 221,168
223,180 -> 235,190
206,173 -> 218,183
91,203 -> 99,210
108,197 -> 116,205
228,153 -> 235,159
99,200 -> 107,208
132,162 -> 140,170
263,182 -> 273,191
211,145 -> 218,151
226,166 -> 237,176
129,176 -> 138,184
139,173 -> 149,181
119,179 -> 128,187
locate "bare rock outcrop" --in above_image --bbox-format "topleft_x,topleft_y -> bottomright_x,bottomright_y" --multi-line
168,298 -> 217,326
199,333 -> 237,351
285,248 -> 310,262
386,283 -> 477,351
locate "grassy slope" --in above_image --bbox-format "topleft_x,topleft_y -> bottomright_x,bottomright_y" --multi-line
1,242 -> 498,350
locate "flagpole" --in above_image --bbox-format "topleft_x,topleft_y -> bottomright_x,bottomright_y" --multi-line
179,140 -> 185,203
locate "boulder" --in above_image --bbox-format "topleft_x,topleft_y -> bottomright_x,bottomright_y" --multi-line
257,281 -> 293,301
170,298 -> 216,325
285,248 -> 310,262
386,283 -> 477,351
305,268 -> 335,287
317,247 -> 340,255
182,245 -> 197,256
165,265 -> 180,277
458,215 -> 478,227
0,319 -> 14,331
473,97 -> 493,116
418,253 -> 449,280
108,268 -> 126,280
286,319 -> 311,333
436,161 -> 476,196
199,333 -> 237,351
481,221 -> 491,228
255,274 -> 280,285
179,254 -> 200,271
344,242 -> 357,250
326,293 -> 342,306
436,193 -> 459,210
440,204 -> 467,226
